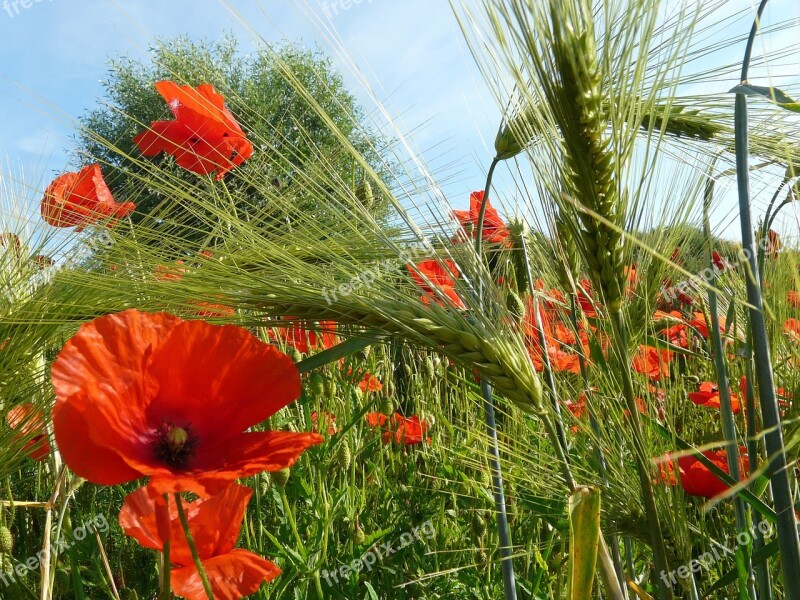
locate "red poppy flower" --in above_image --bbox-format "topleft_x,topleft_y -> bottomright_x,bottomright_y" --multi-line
270,319 -> 338,355
624,264 -> 639,296
452,191 -> 509,244
655,310 -> 688,348
784,318 -> 800,342
688,312 -> 725,339
41,164 -> 135,231
789,291 -> 800,308
6,403 -> 50,461
389,414 -> 429,446
134,82 -> 253,180
407,259 -> 466,310
678,449 -> 749,499
712,251 -> 726,272
119,483 -> 279,599
765,229 -> 781,258
632,345 -> 673,381
365,412 -> 388,428
655,454 -> 678,486
577,280 -> 599,317
365,413 -> 429,445
51,310 -> 322,496
310,412 -> 337,436
688,381 -> 741,413
358,373 -> 383,393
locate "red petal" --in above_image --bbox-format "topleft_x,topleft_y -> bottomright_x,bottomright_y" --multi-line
171,549 -> 280,600
145,320 -> 301,441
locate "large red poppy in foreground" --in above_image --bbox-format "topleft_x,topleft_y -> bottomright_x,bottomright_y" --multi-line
41,164 -> 135,231
52,310 -> 322,496
120,483 -> 279,599
134,81 -> 253,180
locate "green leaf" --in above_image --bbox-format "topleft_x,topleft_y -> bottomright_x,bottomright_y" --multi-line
566,486 -> 601,600
701,539 -> 778,598
729,84 -> 800,113
364,582 -> 380,600
295,331 -> 387,373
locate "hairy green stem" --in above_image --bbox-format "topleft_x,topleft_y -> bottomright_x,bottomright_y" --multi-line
173,494 -> 213,600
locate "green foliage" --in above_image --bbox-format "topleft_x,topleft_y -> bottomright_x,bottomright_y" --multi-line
77,35 -> 393,247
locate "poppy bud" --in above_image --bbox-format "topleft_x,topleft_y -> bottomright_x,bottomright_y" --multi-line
422,357 -> 436,379
471,514 -> 487,538
271,468 -> 291,488
353,526 -> 366,545
324,378 -> 338,398
0,526 -> 13,554
379,396 -> 393,415
308,372 -> 325,399
494,107 -> 538,161
335,441 -> 352,470
289,348 -> 303,363
474,549 -> 489,567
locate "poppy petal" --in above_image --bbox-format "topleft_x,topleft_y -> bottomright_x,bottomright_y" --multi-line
171,549 -> 280,600
145,320 -> 302,442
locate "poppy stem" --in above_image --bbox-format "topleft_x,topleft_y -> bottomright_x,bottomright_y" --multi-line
173,494 -> 214,600
475,157 -> 517,600
474,157 -> 500,259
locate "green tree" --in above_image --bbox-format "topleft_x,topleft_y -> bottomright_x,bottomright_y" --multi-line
77,35 -> 390,250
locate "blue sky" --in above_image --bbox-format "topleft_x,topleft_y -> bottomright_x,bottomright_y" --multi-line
0,0 -> 498,223
0,0 -> 798,241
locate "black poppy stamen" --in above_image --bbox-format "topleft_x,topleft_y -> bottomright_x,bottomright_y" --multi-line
152,422 -> 198,468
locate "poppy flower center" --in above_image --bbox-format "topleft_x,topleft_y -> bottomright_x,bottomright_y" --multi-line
152,422 -> 197,469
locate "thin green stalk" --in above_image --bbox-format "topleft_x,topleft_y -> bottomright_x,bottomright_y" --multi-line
475,157 -> 517,600
474,157 -> 500,258
159,542 -> 172,600
734,1 -> 800,593
569,297 -> 627,597
703,174 -> 757,599
481,381 -> 518,600
173,494 -> 213,600
279,486 -> 324,599
609,311 -> 672,600
743,358 -> 773,599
